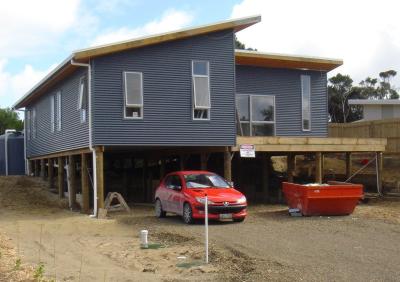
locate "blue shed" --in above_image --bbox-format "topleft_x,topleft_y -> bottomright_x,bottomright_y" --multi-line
0,131 -> 25,175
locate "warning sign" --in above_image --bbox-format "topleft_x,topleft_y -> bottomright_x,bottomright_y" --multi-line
240,144 -> 255,158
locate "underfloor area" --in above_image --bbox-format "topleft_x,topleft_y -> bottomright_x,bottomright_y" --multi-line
1,176 -> 399,281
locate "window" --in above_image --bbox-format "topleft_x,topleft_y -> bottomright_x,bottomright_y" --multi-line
78,76 -> 87,123
165,175 -> 182,190
192,61 -> 210,120
50,95 -> 55,132
301,75 -> 311,131
32,108 -> 37,138
26,110 -> 31,140
56,91 -> 62,131
236,95 -> 275,136
123,72 -> 143,119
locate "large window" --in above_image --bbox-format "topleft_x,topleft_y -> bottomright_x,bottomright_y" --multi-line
301,75 -> 311,131
78,76 -> 87,123
123,72 -> 143,119
50,95 -> 55,132
192,61 -> 210,120
236,94 -> 275,136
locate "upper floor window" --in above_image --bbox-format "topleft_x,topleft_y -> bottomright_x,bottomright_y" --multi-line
56,91 -> 62,131
301,75 -> 311,131
192,61 -> 210,120
78,76 -> 88,123
50,95 -> 55,132
236,94 -> 275,136
123,72 -> 143,119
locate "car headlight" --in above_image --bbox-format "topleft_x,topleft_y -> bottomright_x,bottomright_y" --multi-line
195,197 -> 214,205
236,196 -> 247,204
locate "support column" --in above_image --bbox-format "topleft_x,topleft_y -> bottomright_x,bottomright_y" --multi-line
81,153 -> 90,214
200,153 -> 208,170
48,158 -> 54,189
159,158 -> 165,181
287,154 -> 295,183
224,148 -> 232,182
315,152 -> 323,184
262,154 -> 270,201
40,159 -> 45,180
95,147 -> 105,210
67,155 -> 77,209
34,160 -> 40,177
179,154 -> 185,170
345,152 -> 352,180
142,158 -> 148,202
57,157 -> 64,199
376,152 -> 383,195
27,160 -> 32,176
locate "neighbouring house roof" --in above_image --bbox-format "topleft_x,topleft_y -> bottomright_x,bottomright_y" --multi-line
13,15 -> 261,109
348,99 -> 400,105
235,50 -> 343,72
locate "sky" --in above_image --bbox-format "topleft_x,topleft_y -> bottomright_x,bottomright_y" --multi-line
1,0 -> 400,110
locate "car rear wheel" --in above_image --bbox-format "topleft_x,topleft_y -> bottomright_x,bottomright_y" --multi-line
155,199 -> 166,218
182,203 -> 194,224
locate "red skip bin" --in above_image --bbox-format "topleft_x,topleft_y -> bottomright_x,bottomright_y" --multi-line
282,182 -> 363,216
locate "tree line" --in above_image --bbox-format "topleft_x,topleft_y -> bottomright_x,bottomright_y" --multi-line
328,70 -> 399,123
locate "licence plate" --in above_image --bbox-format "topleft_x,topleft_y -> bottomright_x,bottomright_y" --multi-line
219,213 -> 232,219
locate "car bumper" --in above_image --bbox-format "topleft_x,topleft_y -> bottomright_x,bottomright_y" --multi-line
192,204 -> 247,219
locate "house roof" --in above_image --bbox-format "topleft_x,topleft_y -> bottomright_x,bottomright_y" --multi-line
235,50 -> 343,71
13,15 -> 261,109
348,99 -> 400,105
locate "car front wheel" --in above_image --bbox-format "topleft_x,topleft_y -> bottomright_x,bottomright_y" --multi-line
155,199 -> 166,218
182,203 -> 194,224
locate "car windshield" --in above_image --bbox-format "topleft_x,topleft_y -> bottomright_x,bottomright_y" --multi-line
184,174 -> 231,189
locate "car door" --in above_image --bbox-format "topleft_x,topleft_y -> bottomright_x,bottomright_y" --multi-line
166,175 -> 184,214
159,175 -> 173,212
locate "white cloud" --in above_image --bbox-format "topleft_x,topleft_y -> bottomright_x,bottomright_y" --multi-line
0,60 -> 56,107
0,0 -> 81,57
91,9 -> 194,46
231,0 -> 400,86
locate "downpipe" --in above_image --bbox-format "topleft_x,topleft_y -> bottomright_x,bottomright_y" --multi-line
70,59 -> 98,218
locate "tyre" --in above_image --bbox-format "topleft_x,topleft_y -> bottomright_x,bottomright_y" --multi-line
182,203 -> 194,224
155,199 -> 166,218
233,217 -> 245,223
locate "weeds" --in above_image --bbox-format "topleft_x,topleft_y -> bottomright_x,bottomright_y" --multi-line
34,262 -> 45,281
14,258 -> 21,270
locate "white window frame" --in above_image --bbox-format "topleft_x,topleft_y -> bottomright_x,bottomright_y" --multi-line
236,94 -> 276,136
301,75 -> 311,131
192,60 -> 211,121
78,76 -> 87,123
50,95 -> 55,132
56,91 -> 62,131
123,71 -> 143,119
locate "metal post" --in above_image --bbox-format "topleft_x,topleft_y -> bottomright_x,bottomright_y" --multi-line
205,194 -> 209,264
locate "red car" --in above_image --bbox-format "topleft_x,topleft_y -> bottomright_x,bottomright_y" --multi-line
154,171 -> 247,224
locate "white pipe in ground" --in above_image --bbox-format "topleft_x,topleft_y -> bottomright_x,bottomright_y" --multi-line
140,230 -> 149,249
205,194 -> 209,264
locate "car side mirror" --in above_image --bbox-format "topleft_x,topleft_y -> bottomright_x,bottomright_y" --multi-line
173,185 -> 182,191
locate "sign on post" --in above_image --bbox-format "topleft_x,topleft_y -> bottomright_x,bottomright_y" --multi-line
240,144 -> 256,158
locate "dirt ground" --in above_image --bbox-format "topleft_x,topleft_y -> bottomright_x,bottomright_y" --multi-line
1,176 -> 400,281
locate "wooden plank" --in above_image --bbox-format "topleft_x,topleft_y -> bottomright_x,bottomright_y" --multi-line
57,157 -> 64,199
67,155 -> 77,209
48,158 -> 54,189
29,147 -> 92,161
224,148 -> 232,182
96,148 -> 105,210
232,144 -> 386,152
315,152 -> 323,184
81,153 -> 90,214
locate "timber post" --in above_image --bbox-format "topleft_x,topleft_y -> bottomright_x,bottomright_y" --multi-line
262,153 -> 270,201
224,147 -> 232,182
81,153 -> 90,214
287,154 -> 295,183
57,157 -> 64,199
315,152 -> 323,183
95,147 -> 105,210
200,153 -> 208,170
48,158 -> 54,189
40,159 -> 45,180
376,152 -> 383,195
68,155 -> 77,210
159,158 -> 165,181
179,154 -> 185,170
345,152 -> 352,180
34,160 -> 40,176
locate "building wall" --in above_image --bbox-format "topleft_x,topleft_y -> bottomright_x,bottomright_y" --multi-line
363,105 -> 382,121
235,65 -> 328,137
26,68 -> 89,157
91,29 -> 236,146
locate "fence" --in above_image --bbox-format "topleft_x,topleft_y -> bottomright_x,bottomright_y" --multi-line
328,118 -> 400,153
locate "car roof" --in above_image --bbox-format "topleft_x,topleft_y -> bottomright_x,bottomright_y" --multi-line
170,170 -> 215,176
